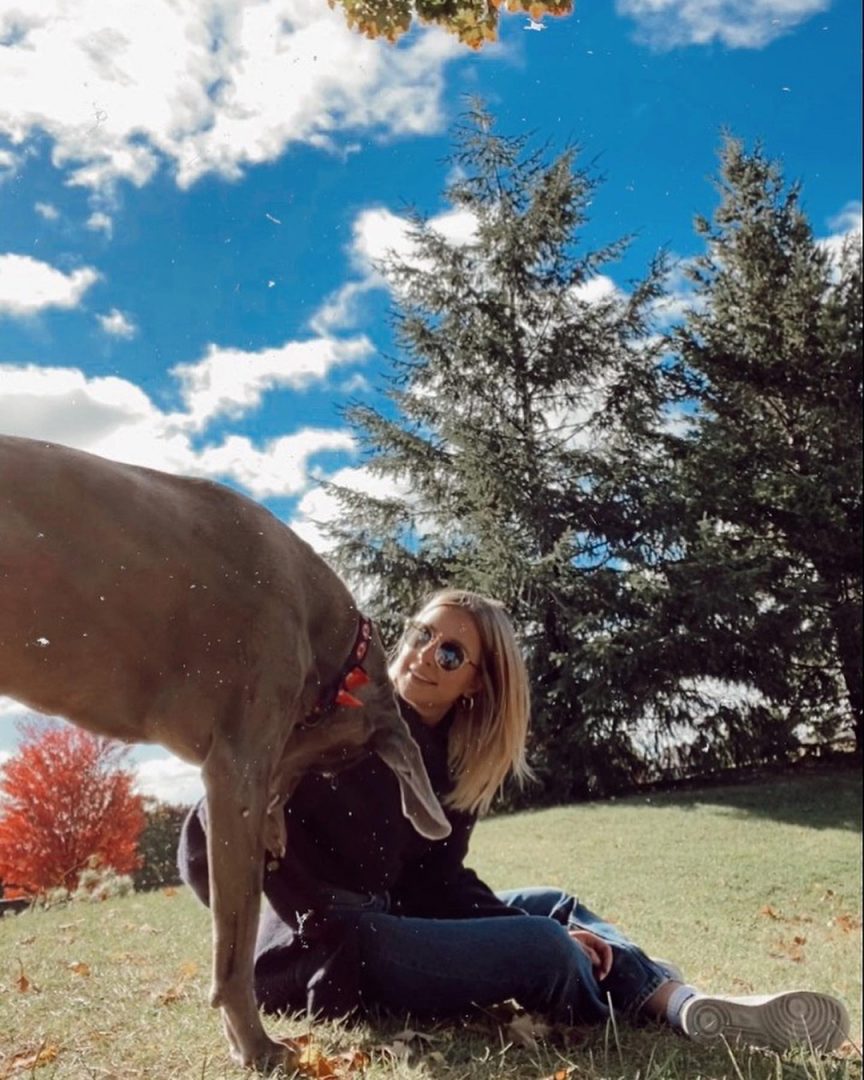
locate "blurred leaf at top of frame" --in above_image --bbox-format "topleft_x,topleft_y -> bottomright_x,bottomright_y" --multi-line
329,0 -> 573,48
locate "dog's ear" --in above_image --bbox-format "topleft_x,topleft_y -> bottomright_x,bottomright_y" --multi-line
372,722 -> 452,840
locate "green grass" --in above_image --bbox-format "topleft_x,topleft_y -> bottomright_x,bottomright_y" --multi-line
1,764 -> 860,1080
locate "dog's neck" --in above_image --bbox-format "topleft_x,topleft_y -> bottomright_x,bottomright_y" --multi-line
306,614 -> 373,722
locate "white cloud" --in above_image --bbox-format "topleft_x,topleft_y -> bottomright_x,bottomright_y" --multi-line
572,274 -> 620,305
309,279 -> 378,335
0,254 -> 99,316
827,201 -> 863,235
86,211 -> 114,237
0,335 -> 364,496
820,199 -> 862,269
351,205 -> 477,272
170,336 -> 373,431
0,0 -> 461,197
0,146 -> 19,181
616,0 -> 831,49
96,308 -> 137,338
651,257 -> 706,326
309,204 -> 478,332
194,429 -> 356,498
291,464 -> 404,551
0,697 -> 27,718
134,755 -> 203,806
35,201 -> 60,221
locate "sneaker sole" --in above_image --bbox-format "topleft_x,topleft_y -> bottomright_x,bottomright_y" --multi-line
684,991 -> 849,1053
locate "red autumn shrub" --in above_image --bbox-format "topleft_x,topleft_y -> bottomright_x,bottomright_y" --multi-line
0,721 -> 145,898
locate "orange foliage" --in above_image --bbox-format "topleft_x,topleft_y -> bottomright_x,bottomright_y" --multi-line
0,721 -> 145,898
329,0 -> 573,48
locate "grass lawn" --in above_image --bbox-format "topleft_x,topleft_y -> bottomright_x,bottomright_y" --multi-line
1,762 -> 860,1080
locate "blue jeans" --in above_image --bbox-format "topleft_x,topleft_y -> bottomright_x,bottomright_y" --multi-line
353,886 -> 670,1024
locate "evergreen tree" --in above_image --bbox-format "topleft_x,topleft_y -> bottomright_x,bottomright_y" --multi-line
325,104 -> 671,799
133,798 -> 188,892
667,138 -> 862,752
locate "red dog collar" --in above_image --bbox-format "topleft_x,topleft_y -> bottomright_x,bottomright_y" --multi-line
306,614 -> 373,722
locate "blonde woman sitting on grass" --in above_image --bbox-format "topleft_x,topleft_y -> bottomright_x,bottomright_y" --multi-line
179,589 -> 850,1053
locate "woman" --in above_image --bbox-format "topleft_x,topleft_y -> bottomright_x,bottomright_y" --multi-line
178,589 -> 849,1053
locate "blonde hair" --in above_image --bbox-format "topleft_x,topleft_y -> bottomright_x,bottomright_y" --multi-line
400,589 -> 533,816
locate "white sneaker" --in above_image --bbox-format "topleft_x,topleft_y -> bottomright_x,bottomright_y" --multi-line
680,990 -> 849,1053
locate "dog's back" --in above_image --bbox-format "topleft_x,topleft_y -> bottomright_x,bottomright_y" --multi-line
0,434 -> 353,761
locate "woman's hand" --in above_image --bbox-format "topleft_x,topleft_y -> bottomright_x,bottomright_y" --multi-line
569,929 -> 613,982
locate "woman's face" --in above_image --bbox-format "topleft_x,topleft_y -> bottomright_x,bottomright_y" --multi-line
390,603 -> 484,726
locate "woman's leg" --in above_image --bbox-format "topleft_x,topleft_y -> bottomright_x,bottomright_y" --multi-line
496,886 -> 671,1018
494,886 -> 849,1051
355,909 -> 610,1025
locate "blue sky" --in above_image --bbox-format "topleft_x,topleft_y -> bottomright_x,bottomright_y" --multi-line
0,0 -> 861,804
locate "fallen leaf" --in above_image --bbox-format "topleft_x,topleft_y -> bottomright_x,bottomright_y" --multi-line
769,935 -> 805,962
276,1036 -> 370,1079
833,913 -> 861,932
507,1012 -> 551,1050
0,1043 -> 59,1078
15,961 -> 32,993
759,904 -> 780,919
68,961 -> 90,977
162,886 -> 178,897
154,984 -> 188,1005
153,960 -> 200,1005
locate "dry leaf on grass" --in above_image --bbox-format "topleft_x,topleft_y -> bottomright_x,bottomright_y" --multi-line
278,1033 -> 369,1078
68,961 -> 91,976
162,886 -> 178,897
506,1012 -> 551,1049
758,904 -> 813,926
0,1043 -> 60,1078
153,960 -> 201,1005
833,913 -> 861,932
14,960 -> 36,993
768,935 -> 806,962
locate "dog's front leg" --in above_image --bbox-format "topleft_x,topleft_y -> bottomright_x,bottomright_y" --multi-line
202,738 -> 295,1072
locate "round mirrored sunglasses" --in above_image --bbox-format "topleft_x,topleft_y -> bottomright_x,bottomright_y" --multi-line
404,620 -> 480,673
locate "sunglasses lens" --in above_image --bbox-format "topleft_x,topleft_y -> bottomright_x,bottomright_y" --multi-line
437,642 -> 465,671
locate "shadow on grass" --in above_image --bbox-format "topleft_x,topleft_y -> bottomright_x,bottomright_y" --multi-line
357,1013 -> 861,1080
641,762 -> 863,833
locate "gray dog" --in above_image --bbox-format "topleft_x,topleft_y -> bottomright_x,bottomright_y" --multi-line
0,434 -> 450,1071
